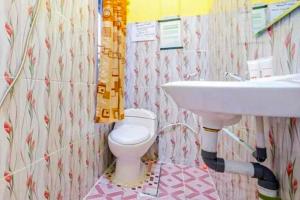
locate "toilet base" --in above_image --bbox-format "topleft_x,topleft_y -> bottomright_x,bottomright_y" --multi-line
114,158 -> 146,187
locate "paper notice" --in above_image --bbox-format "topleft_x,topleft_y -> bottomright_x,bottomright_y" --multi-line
160,19 -> 182,49
131,22 -> 157,42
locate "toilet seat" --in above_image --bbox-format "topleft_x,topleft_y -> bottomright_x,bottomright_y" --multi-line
110,124 -> 150,145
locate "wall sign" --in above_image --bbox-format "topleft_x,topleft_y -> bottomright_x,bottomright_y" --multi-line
268,1 -> 297,21
253,1 -> 300,36
159,18 -> 183,50
131,22 -> 157,42
252,5 -> 268,35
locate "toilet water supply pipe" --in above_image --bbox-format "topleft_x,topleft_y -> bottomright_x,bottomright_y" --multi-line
161,119 -> 280,200
159,122 -> 197,134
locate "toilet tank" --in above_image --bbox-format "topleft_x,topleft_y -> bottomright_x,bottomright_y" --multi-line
115,109 -> 157,132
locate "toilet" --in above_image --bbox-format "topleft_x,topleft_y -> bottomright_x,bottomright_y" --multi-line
108,108 -> 157,186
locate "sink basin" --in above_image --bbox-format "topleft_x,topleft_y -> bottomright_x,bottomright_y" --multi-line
162,74 -> 300,129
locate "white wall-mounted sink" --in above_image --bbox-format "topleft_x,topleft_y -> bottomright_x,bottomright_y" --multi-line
162,74 -> 300,129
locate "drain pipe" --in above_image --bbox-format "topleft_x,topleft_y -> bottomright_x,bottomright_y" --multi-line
201,126 -> 280,200
253,117 -> 267,162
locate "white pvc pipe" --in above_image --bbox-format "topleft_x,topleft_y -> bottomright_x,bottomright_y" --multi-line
201,130 -> 219,152
258,186 -> 278,198
201,124 -> 278,199
224,160 -> 255,177
256,117 -> 266,148
201,126 -> 278,199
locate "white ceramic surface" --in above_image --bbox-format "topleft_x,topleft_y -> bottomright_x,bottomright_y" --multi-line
108,109 -> 157,186
162,74 -> 300,128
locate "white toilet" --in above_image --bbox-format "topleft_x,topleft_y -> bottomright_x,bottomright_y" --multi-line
108,108 -> 157,186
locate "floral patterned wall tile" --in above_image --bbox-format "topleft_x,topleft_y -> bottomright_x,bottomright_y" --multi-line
126,15 -> 209,166
47,81 -> 73,154
160,50 -> 183,84
126,2 -> 300,199
0,0 -> 37,80
1,0 -> 98,85
0,121 -> 112,200
1,0 -> 112,199
181,16 -> 209,51
207,1 -> 300,199
0,79 -> 48,176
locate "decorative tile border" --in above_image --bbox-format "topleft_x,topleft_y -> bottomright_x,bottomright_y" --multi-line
84,159 -> 161,199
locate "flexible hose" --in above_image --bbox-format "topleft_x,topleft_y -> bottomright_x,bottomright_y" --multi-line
0,0 -> 42,110
159,123 -> 197,135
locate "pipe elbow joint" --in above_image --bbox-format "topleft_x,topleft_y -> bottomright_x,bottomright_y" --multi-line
201,150 -> 225,173
252,163 -> 279,190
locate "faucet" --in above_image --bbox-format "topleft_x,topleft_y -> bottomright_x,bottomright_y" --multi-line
224,72 -> 245,81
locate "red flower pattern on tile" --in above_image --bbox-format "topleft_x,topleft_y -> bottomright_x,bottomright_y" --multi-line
4,71 -> 13,85
0,1 -> 110,199
4,171 -> 13,183
125,13 -> 300,200
0,1 -> 300,200
4,22 -> 13,38
4,121 -> 13,135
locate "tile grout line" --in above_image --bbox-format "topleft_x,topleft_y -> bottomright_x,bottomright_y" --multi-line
2,131 -> 109,183
181,165 -> 187,200
10,77 -> 99,86
82,159 -> 117,200
206,169 -> 222,200
85,160 -> 161,200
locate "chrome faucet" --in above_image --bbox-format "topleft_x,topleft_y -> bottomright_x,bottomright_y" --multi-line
224,72 -> 245,81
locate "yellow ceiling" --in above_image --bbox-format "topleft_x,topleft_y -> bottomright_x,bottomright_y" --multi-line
127,0 -> 285,23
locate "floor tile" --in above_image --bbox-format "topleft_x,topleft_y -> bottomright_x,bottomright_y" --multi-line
183,166 -> 220,200
84,159 -> 161,200
84,162 -> 220,200
157,164 -> 185,200
84,181 -> 138,200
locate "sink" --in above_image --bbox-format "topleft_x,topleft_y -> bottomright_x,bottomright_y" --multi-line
162,74 -> 300,129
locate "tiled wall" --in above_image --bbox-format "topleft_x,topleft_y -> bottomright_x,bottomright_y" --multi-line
126,16 -> 209,165
0,0 -> 112,199
125,0 -> 300,199
208,0 -> 300,199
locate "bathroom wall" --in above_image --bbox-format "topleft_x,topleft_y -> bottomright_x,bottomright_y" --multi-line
0,0 -> 112,199
125,0 -> 300,199
208,0 -> 300,199
125,16 -> 209,165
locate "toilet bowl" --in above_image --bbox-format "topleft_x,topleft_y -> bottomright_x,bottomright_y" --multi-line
108,108 -> 157,186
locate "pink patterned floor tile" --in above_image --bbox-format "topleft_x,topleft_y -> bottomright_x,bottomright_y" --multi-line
137,193 -> 157,199
142,160 -> 161,196
84,181 -> 138,200
183,165 -> 220,200
85,162 -> 220,200
84,160 -> 160,200
157,164 -> 185,200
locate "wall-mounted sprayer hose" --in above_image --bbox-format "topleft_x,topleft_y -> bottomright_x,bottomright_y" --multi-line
222,128 -> 267,163
0,0 -> 42,111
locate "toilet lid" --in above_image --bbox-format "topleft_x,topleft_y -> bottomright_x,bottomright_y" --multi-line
110,125 -> 150,145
